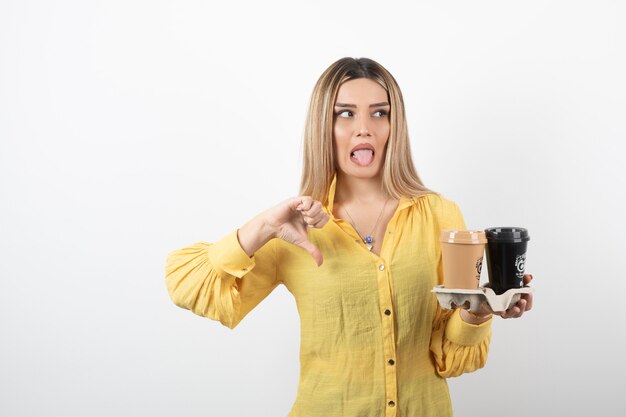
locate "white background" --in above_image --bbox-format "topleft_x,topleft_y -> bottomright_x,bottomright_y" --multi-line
1,1 -> 624,416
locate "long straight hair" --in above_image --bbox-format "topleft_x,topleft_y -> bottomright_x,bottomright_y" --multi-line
299,57 -> 433,205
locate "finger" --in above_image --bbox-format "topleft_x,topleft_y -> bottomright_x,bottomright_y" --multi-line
523,274 -> 533,286
299,200 -> 323,217
312,214 -> 330,229
298,239 -> 323,266
304,210 -> 327,226
503,306 -> 521,319
309,218 -> 328,229
509,299 -> 527,318
296,196 -> 314,211
522,293 -> 533,311
307,200 -> 323,213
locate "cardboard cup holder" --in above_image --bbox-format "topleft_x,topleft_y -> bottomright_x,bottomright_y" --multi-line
432,285 -> 533,313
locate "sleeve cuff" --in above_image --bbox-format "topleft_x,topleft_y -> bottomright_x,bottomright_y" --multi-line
207,230 -> 257,278
445,309 -> 492,346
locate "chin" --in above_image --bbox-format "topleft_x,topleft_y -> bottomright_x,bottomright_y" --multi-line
339,163 -> 382,179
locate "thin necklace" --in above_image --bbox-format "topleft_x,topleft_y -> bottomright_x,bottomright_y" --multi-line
343,198 -> 390,251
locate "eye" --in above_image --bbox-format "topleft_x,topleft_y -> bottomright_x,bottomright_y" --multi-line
336,110 -> 353,118
373,110 -> 388,118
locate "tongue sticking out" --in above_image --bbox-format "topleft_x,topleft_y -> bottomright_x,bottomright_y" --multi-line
351,149 -> 374,166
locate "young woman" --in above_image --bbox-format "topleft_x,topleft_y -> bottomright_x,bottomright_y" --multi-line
165,57 -> 533,417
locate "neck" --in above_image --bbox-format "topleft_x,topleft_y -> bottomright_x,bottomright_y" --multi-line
334,171 -> 388,205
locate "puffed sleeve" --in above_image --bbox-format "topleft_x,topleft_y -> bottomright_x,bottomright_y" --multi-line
429,199 -> 492,378
165,230 -> 280,329
430,306 -> 492,377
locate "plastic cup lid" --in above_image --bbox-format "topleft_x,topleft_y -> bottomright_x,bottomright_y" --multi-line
440,229 -> 487,244
485,227 -> 530,243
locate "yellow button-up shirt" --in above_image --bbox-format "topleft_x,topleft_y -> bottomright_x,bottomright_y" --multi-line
166,178 -> 492,417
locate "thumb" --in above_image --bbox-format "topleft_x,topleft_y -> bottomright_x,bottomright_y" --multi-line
298,239 -> 323,267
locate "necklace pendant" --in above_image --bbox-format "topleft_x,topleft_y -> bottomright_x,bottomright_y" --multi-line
366,243 -> 373,251
364,235 -> 374,251
365,235 -> 373,244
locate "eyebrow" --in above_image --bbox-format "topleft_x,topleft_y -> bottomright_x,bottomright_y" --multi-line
334,102 -> 390,108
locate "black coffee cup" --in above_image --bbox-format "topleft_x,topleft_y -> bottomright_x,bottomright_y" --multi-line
484,227 -> 530,295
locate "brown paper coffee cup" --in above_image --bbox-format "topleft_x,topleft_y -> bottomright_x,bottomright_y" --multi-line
440,230 -> 487,289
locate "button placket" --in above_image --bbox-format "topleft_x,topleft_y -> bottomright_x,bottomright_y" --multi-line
377,262 -> 398,417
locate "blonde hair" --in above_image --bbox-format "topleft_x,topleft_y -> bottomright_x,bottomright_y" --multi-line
299,57 -> 434,205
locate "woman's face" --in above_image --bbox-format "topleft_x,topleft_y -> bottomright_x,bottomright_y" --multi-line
333,78 -> 390,179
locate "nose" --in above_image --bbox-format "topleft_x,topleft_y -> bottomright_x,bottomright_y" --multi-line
356,115 -> 371,137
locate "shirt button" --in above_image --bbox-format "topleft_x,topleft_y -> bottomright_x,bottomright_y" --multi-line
388,401 -> 395,407
379,264 -> 385,271
384,309 -> 391,316
388,359 -> 395,365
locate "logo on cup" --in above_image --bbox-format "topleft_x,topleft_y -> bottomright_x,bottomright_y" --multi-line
515,253 -> 526,278
475,256 -> 483,280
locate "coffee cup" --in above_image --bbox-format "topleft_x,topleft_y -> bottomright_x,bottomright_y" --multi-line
484,227 -> 530,295
440,230 -> 487,289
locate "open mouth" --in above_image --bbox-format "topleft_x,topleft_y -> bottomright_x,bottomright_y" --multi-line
350,147 -> 375,167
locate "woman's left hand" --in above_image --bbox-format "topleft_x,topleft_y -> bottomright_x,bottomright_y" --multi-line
495,274 -> 533,319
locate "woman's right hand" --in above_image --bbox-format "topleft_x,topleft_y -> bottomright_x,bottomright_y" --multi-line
238,196 -> 329,266
263,196 -> 329,266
